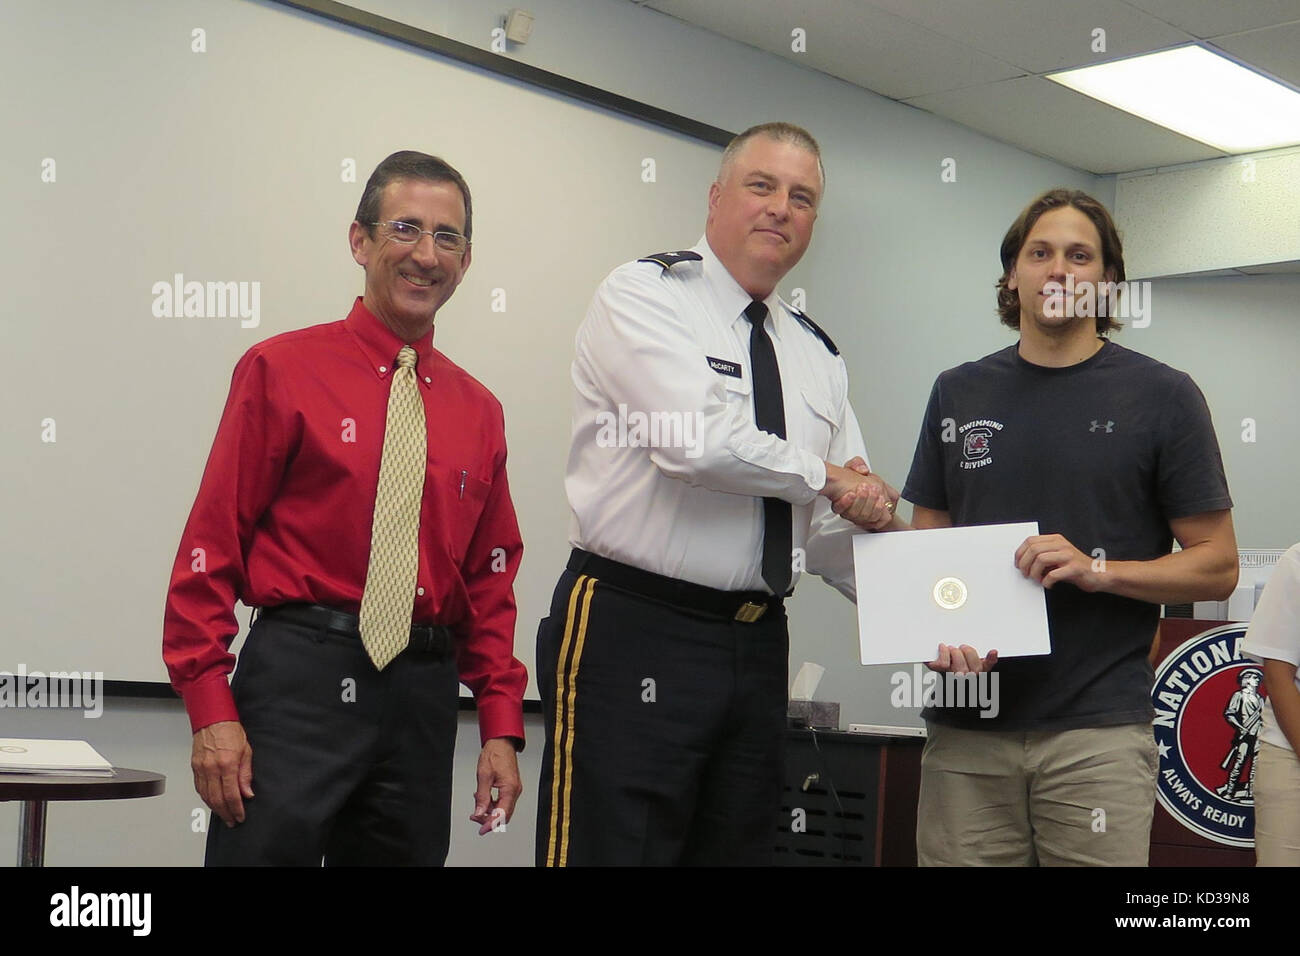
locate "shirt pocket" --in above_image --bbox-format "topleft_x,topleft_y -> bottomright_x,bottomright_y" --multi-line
721,373 -> 752,400
797,386 -> 837,455
447,466 -> 492,562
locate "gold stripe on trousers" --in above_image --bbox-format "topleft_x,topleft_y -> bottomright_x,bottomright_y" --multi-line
545,574 -> 596,867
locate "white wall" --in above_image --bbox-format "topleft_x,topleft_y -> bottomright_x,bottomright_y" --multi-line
1112,274 -> 1298,552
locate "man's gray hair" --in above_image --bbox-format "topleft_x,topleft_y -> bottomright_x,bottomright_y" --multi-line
717,122 -> 825,192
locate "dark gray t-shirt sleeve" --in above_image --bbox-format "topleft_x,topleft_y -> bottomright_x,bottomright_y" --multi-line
1157,373 -> 1234,518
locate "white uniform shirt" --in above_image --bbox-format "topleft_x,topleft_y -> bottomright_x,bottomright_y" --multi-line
566,237 -> 869,596
1242,544 -> 1300,752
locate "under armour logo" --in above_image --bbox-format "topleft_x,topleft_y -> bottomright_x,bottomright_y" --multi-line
1090,420 -> 1114,433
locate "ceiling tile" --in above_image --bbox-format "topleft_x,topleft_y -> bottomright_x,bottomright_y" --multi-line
644,0 -> 1021,98
866,0 -> 1192,74
1123,0 -> 1300,39
904,74 -> 1225,173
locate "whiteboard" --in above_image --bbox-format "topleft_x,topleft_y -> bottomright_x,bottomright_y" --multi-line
0,0 -> 722,694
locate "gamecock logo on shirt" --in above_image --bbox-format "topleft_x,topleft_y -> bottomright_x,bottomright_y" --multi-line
957,419 -> 1002,470
962,429 -> 992,460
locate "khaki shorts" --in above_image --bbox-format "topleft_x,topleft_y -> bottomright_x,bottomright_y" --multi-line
1253,740 -> 1300,866
917,722 -> 1158,866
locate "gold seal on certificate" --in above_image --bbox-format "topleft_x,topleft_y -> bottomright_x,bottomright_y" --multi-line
933,576 -> 967,610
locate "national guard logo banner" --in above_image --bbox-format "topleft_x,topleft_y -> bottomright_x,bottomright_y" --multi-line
1152,623 -> 1264,847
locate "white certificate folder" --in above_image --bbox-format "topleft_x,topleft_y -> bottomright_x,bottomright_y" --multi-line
853,522 -> 1051,666
0,738 -> 114,776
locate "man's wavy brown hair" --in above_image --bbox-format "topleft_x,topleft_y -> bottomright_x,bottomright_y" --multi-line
996,188 -> 1125,334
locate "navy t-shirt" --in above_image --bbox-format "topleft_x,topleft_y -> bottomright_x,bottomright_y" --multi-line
902,341 -> 1233,732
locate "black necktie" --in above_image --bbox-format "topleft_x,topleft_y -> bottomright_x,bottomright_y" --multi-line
744,300 -> 793,595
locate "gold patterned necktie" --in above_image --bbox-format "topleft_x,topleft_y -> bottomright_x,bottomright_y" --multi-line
359,345 -> 427,670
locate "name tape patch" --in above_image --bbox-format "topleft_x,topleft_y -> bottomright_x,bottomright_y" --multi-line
707,356 -> 741,378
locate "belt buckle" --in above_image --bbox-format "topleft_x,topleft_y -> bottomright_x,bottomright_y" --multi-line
734,601 -> 767,623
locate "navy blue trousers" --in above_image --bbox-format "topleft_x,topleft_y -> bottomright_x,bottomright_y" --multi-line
204,610 -> 459,866
536,569 -> 788,866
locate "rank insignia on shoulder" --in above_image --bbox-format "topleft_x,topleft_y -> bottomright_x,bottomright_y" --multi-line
790,307 -> 840,356
638,250 -> 703,270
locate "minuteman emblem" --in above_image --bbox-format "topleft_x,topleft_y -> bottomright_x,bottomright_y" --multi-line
1152,624 -> 1263,847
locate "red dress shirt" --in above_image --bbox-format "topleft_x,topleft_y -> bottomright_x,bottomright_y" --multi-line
163,298 -> 526,744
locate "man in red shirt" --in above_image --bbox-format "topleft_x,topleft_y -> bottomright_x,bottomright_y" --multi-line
163,151 -> 526,865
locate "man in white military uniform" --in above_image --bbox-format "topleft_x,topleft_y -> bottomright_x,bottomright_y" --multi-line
536,122 -> 900,866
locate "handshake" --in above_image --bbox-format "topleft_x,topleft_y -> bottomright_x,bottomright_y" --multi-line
821,456 -> 903,532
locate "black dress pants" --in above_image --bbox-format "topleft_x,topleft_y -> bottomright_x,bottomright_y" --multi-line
204,609 -> 459,866
535,568 -> 788,866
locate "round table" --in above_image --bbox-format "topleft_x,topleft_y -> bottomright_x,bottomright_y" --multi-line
0,768 -> 166,867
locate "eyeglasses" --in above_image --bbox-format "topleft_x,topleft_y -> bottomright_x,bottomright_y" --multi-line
370,220 -> 470,255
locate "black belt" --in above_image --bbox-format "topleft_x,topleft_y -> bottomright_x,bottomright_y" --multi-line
258,603 -> 454,659
567,549 -> 784,623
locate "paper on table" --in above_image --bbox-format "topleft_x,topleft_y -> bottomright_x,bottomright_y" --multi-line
853,522 -> 1051,666
0,738 -> 114,776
